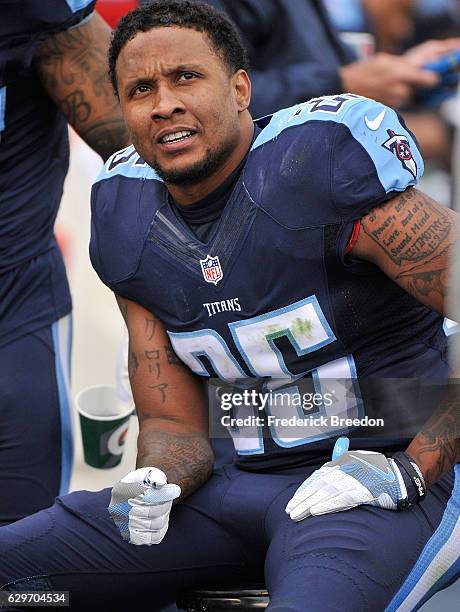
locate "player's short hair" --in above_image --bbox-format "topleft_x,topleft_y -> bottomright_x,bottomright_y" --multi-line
108,0 -> 249,95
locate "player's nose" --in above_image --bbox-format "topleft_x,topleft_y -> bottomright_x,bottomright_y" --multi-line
151,83 -> 185,121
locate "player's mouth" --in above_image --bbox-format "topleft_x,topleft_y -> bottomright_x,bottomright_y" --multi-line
156,128 -> 198,152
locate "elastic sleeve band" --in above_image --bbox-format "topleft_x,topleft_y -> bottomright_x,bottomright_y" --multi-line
344,219 -> 361,256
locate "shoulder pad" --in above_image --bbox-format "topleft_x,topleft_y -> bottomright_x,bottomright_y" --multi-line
244,95 -> 423,225
253,94 -> 423,191
95,145 -> 164,183
12,1 -> 95,35
252,93 -> 366,149
1,1 -> 95,71
90,146 -> 166,286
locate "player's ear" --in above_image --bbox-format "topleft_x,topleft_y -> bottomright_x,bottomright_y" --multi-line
232,69 -> 251,112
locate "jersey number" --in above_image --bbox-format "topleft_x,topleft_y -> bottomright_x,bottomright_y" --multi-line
288,94 -> 360,122
168,297 -> 363,455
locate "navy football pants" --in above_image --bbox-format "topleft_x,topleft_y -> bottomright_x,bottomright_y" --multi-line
0,317 -> 73,525
1,463 -> 459,611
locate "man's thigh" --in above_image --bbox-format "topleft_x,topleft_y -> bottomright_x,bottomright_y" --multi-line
0,477 -> 251,611
0,317 -> 73,524
264,467 -> 459,612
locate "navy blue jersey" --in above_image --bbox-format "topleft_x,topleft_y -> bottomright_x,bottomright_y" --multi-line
0,0 -> 95,346
91,94 -> 448,468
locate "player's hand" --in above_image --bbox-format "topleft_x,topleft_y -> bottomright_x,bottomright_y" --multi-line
403,38 -> 460,68
340,53 -> 439,107
108,467 -> 181,545
285,438 -> 411,521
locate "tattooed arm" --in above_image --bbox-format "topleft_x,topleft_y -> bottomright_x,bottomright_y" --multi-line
116,294 -> 213,501
34,12 -> 129,160
406,378 -> 460,488
352,188 -> 459,488
352,187 -> 459,314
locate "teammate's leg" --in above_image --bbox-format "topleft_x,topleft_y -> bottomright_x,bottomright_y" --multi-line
264,467 -> 459,611
0,315 -> 73,524
0,472 -> 254,611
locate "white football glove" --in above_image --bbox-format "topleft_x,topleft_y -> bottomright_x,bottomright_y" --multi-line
109,467 -> 181,545
286,437 -> 414,521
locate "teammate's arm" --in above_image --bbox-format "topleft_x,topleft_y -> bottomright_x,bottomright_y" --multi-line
33,12 -> 129,160
116,294 -> 213,500
352,187 -> 459,314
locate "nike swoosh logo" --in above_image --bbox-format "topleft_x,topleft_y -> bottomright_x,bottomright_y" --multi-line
349,454 -> 396,482
364,109 -> 386,131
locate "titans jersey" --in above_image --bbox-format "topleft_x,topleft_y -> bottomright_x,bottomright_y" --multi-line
0,0 -> 95,346
91,94 -> 448,468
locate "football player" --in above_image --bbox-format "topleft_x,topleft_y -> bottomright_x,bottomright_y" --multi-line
0,2 -> 458,611
0,1 -> 129,524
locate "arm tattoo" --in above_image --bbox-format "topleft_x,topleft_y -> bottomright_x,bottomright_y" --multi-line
144,317 -> 158,341
34,15 -> 128,160
361,189 -> 457,307
398,266 -> 447,300
145,349 -> 161,379
362,189 -> 452,266
147,383 -> 168,403
407,384 -> 460,488
128,350 -> 139,381
59,89 -> 91,124
80,119 -> 130,162
137,429 -> 213,500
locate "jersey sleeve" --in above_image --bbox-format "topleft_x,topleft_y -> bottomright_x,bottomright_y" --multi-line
249,94 -> 423,230
90,146 -> 164,290
23,0 -> 96,36
329,97 -> 424,219
251,95 -> 424,274
2,0 -> 96,71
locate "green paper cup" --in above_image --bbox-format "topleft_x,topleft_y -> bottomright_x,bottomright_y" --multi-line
76,384 -> 133,469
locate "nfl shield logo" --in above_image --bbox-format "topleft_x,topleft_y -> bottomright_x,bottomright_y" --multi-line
200,254 -> 223,285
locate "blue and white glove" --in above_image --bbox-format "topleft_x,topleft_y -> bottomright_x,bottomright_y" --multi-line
285,438 -> 423,521
109,467 -> 181,545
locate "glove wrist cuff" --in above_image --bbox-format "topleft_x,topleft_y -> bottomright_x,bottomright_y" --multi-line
393,452 -> 427,506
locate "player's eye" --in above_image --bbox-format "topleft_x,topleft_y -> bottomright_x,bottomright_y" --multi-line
131,84 -> 150,97
178,72 -> 197,82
